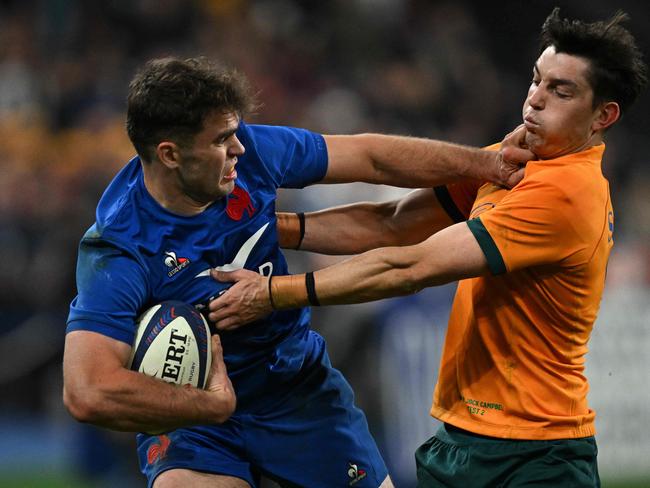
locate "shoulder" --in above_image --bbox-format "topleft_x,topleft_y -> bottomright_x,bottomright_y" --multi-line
95,156 -> 141,231
87,157 -> 158,261
506,157 -> 610,242
523,145 -> 605,191
519,157 -> 608,208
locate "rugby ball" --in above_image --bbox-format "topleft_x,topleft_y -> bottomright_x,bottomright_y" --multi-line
128,301 -> 211,389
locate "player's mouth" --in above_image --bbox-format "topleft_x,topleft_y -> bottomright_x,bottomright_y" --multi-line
523,116 -> 540,131
223,167 -> 237,182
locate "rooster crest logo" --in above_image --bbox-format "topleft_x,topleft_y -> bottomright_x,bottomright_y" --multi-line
347,462 -> 367,485
146,435 -> 171,465
164,251 -> 190,277
226,186 -> 255,221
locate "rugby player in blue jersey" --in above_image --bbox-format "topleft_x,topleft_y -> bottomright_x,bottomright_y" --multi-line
62,57 -> 531,488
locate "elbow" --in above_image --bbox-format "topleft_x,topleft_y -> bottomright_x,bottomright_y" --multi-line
398,262 -> 440,294
63,384 -> 103,424
399,274 -> 427,296
375,202 -> 402,246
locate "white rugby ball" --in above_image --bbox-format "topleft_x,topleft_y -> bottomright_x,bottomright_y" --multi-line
128,301 -> 212,389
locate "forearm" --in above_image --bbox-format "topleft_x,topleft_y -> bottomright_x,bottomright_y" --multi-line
270,221 -> 488,308
324,134 -> 501,187
367,134 -> 500,185
65,367 -> 232,432
271,245 -> 442,308
277,190 -> 455,255
277,203 -> 400,254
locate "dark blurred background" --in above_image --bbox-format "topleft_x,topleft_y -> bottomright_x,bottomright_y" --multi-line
1,1 -> 648,487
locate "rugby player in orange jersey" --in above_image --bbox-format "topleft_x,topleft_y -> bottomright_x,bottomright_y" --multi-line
208,8 -> 647,487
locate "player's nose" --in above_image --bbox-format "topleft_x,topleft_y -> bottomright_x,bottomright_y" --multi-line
230,134 -> 245,157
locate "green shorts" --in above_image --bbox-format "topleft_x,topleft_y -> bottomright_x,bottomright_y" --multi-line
415,423 -> 600,487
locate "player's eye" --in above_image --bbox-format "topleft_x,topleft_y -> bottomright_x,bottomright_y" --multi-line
215,131 -> 236,145
554,88 -> 571,99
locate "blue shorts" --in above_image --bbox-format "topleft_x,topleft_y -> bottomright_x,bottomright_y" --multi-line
136,337 -> 387,487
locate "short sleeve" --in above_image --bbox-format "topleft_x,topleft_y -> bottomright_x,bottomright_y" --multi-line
66,239 -> 150,345
434,180 -> 483,222
241,123 -> 328,189
468,177 -> 586,274
432,142 -> 499,222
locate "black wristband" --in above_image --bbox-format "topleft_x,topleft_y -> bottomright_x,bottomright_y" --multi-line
305,271 -> 320,306
268,275 -> 276,310
296,212 -> 306,250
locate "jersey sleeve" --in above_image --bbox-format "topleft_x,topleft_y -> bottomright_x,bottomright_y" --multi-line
467,176 -> 586,275
66,238 -> 150,345
242,123 -> 328,189
432,142 -> 499,222
434,180 -> 482,222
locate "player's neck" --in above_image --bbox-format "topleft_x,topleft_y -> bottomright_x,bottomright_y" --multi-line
142,163 -> 210,216
537,132 -> 604,160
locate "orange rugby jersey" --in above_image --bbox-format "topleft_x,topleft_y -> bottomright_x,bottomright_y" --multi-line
431,143 -> 613,440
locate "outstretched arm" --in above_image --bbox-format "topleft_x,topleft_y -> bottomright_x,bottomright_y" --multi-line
276,126 -> 530,255
208,221 -> 487,329
321,125 -> 531,188
278,189 -> 455,254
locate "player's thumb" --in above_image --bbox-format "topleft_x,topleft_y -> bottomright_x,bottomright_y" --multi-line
502,145 -> 535,163
210,269 -> 237,283
207,334 -> 236,419
207,335 -> 234,394
209,334 -> 226,375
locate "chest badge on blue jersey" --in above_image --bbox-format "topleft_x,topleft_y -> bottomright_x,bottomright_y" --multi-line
165,251 -> 191,278
226,185 -> 255,221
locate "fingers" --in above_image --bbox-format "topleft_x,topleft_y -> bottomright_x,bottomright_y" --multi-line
208,334 -> 230,386
210,334 -> 225,371
208,292 -> 236,323
206,288 -> 240,329
504,124 -> 526,143
206,273 -> 272,331
206,334 -> 236,420
214,317 -> 241,332
209,306 -> 241,330
502,125 -> 527,149
206,335 -> 226,388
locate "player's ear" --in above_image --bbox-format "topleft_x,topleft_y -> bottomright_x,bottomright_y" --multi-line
591,101 -> 620,133
156,141 -> 182,169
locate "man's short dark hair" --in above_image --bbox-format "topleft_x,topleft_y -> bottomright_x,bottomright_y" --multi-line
540,7 -> 648,115
126,57 -> 257,162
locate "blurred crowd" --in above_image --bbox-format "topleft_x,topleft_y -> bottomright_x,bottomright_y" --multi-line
1,0 -> 648,486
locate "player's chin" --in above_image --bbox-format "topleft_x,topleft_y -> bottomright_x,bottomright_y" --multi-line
214,180 -> 236,199
524,133 -> 543,152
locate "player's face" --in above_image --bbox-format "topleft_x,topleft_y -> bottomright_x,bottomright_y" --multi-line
522,46 -> 602,159
177,111 -> 245,203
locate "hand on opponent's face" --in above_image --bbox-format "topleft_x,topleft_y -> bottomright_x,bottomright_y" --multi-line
497,124 -> 535,188
208,268 -> 272,331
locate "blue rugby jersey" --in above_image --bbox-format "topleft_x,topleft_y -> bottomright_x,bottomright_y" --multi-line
67,122 -> 328,410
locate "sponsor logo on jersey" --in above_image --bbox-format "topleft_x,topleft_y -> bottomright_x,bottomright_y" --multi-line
226,185 -> 255,221
347,462 -> 367,485
165,251 -> 190,277
146,435 -> 171,464
469,202 -> 496,219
